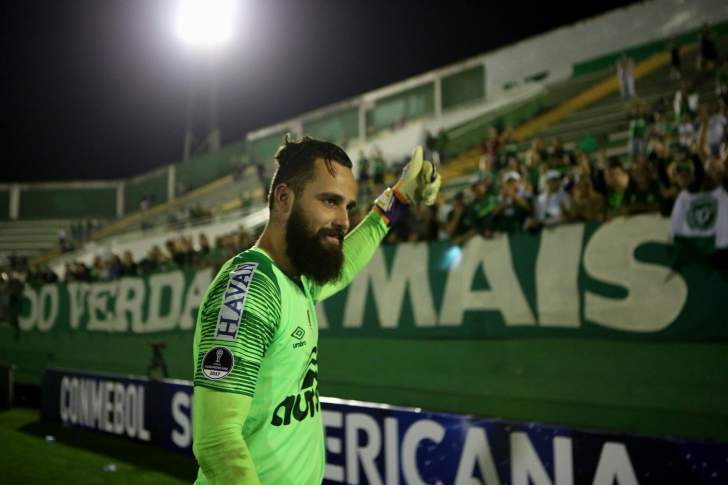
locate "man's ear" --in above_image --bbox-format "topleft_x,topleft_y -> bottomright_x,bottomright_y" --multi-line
272,183 -> 295,216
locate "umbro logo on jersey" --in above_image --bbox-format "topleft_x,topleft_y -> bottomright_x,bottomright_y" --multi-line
291,326 -> 306,349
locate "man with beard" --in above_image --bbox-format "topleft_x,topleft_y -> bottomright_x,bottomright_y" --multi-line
191,136 -> 440,485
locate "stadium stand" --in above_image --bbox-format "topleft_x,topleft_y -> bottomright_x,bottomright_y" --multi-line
0,220 -> 77,258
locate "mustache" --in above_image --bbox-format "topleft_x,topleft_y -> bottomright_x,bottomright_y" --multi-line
319,227 -> 345,242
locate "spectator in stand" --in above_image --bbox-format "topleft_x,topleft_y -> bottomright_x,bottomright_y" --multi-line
453,177 -> 499,244
372,156 -> 386,193
697,24 -> 719,73
431,192 -> 451,240
629,100 -> 649,161
69,261 -> 92,282
140,245 -> 168,274
670,38 -> 682,80
673,152 -> 705,194
550,137 -> 566,161
668,156 -> 717,266
178,237 -> 195,265
478,148 -> 495,182
434,129 -> 449,165
649,108 -> 672,139
677,112 -> 696,149
91,255 -> 111,281
705,155 -> 727,191
526,137 -> 548,168
525,137 -> 548,191
493,171 -> 532,233
121,250 -> 138,276
616,53 -> 636,100
717,58 -> 728,105
198,233 -> 211,256
674,80 -> 699,121
527,170 -> 570,230
445,192 -> 468,241
27,263 -> 58,284
357,150 -> 370,187
165,239 -> 179,265
652,141 -> 683,216
597,159 -> 631,217
407,204 -> 434,242
425,130 -> 439,165
624,161 -> 661,214
58,228 -> 73,253
480,126 -> 502,171
565,173 -> 605,222
707,102 -> 727,158
109,255 -> 124,279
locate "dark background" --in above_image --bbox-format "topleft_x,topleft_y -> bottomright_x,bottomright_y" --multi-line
1,0 -> 636,181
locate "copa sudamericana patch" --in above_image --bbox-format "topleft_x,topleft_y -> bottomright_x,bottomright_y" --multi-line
201,346 -> 235,380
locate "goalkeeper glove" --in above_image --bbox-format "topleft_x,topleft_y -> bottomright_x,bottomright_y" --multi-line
374,146 -> 442,225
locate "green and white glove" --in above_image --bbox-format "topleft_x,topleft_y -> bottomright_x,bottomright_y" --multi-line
374,146 -> 442,224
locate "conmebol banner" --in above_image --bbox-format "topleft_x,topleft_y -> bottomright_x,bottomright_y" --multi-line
42,368 -> 727,484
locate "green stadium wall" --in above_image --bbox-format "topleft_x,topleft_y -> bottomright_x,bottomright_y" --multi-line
367,83 -> 435,133
176,141 -> 246,193
124,172 -> 167,215
573,20 -> 728,77
249,130 -> 290,165
18,187 -> 116,220
303,107 -> 360,147
442,65 -> 485,111
2,215 -> 726,441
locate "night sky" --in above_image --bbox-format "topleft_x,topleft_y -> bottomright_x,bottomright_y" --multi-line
2,0 -> 636,182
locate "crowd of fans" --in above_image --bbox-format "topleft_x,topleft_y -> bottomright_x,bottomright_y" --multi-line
380,26 -> 728,257
3,27 -> 727,291
58,226 -> 260,284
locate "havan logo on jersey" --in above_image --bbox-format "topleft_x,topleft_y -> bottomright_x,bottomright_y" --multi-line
215,262 -> 258,341
270,347 -> 320,426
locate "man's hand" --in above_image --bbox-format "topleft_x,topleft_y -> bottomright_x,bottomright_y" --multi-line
374,146 -> 441,225
393,146 -> 441,206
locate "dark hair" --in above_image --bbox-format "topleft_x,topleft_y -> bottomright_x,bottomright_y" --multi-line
268,135 -> 352,209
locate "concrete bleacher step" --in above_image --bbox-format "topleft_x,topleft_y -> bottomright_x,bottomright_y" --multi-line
540,120 -> 630,144
0,219 -> 81,261
539,110 -> 627,137
0,241 -> 55,250
0,235 -> 61,242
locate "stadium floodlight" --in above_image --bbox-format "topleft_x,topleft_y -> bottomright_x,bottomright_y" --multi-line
175,0 -> 237,48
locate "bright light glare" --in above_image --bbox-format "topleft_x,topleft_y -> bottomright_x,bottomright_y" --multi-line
440,245 -> 463,271
175,0 -> 237,47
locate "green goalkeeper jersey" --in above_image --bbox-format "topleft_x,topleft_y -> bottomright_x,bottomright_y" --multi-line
193,210 -> 389,484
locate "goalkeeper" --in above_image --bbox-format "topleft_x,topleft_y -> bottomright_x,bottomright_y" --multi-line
192,136 -> 440,484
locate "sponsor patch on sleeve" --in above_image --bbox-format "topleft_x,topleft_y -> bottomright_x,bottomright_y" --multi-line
215,262 -> 258,341
201,346 -> 235,380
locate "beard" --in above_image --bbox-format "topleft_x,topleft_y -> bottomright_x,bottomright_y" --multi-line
285,204 -> 345,285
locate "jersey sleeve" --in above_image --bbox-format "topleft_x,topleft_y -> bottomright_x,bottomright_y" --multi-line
306,209 -> 389,304
194,253 -> 281,396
